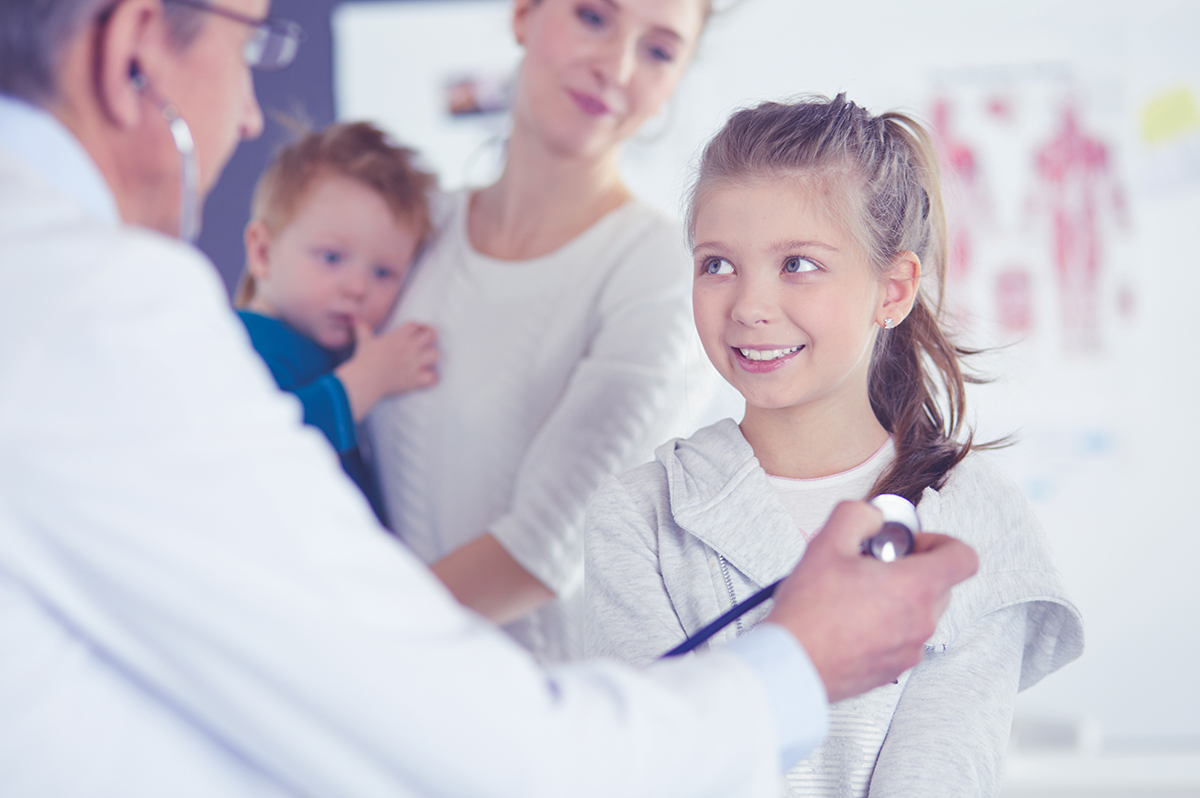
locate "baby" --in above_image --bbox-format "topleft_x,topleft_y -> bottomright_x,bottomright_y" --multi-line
235,122 -> 438,528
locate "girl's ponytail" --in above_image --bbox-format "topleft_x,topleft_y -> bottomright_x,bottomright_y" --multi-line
865,112 -> 981,503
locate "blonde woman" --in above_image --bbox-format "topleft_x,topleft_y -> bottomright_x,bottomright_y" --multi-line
366,0 -> 711,661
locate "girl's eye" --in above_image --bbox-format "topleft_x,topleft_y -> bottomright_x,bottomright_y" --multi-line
318,249 -> 343,266
783,256 -> 818,274
704,257 -> 734,275
372,265 -> 399,282
576,5 -> 605,28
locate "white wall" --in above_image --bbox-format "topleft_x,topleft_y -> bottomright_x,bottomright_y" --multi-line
333,0 -> 1200,757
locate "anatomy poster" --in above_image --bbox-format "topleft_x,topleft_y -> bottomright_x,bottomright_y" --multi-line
925,70 -> 1131,358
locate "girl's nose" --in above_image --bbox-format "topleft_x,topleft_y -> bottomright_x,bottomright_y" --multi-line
730,279 -> 777,326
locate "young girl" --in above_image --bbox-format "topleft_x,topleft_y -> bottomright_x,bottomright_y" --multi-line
585,95 -> 1084,796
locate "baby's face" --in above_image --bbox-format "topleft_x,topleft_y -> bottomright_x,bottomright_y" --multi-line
248,173 -> 421,350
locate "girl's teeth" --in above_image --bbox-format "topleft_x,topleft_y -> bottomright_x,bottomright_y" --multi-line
739,346 -> 800,361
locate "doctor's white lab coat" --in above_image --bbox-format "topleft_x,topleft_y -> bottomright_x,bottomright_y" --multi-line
0,97 -> 827,798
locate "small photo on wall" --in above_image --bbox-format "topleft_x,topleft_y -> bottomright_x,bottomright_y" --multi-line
445,72 -> 512,118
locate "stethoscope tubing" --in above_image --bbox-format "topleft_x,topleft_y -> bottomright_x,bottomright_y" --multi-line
659,494 -> 918,659
661,578 -> 784,658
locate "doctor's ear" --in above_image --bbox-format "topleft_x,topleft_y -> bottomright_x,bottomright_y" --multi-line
94,0 -> 164,128
129,61 -> 148,92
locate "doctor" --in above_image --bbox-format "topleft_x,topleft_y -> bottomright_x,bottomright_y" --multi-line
0,1 -> 978,796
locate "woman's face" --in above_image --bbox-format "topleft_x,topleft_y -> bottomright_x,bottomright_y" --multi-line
511,0 -> 705,160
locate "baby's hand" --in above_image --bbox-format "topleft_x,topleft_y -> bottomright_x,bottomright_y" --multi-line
336,320 -> 439,421
356,320 -> 439,395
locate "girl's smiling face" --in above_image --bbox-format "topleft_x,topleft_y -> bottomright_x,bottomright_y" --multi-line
692,176 -> 914,420
510,0 -> 705,160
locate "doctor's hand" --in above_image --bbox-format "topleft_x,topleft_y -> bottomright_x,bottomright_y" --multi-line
336,320 -> 439,422
765,500 -> 977,704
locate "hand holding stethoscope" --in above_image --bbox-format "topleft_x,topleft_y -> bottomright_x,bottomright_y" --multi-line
662,494 -> 920,659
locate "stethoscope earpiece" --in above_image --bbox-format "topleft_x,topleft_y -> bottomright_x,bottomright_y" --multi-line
124,63 -> 200,243
129,61 -> 147,92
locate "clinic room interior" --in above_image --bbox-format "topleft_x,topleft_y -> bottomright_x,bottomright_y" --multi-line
196,2 -> 1200,794
5,0 -> 1198,795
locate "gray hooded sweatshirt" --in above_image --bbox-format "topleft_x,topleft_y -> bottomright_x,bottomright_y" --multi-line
585,419 -> 1083,797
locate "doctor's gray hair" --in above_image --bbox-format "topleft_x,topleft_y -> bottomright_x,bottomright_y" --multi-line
0,0 -> 206,104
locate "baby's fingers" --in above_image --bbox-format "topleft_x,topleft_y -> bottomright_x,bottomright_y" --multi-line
416,365 -> 439,387
351,318 -> 375,345
393,321 -> 437,341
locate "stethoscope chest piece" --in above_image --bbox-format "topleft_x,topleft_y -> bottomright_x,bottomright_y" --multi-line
861,494 -> 919,562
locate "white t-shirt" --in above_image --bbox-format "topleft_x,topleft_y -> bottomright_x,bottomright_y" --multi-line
766,439 -> 895,543
367,189 -> 699,661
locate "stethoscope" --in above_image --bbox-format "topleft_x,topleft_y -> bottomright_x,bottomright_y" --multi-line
129,62 -> 201,243
661,494 -> 920,658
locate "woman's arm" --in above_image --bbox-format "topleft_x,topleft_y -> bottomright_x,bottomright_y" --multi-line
431,533 -> 554,625
435,216 -> 696,623
867,604 -> 1027,797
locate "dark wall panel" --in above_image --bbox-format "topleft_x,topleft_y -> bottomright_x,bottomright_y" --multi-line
197,0 -> 341,295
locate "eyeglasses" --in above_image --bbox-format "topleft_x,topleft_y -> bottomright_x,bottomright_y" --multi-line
166,0 -> 304,71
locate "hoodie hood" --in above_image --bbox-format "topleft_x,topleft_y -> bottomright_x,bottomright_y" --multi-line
655,419 -> 808,589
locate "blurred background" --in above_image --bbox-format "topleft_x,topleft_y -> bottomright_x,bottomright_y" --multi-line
199,1 -> 1200,795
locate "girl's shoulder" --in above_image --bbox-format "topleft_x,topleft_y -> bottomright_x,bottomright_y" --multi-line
592,418 -> 753,521
918,451 -> 1046,561
920,451 -> 1042,543
927,451 -> 1029,513
921,451 -> 1084,677
588,460 -> 670,533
